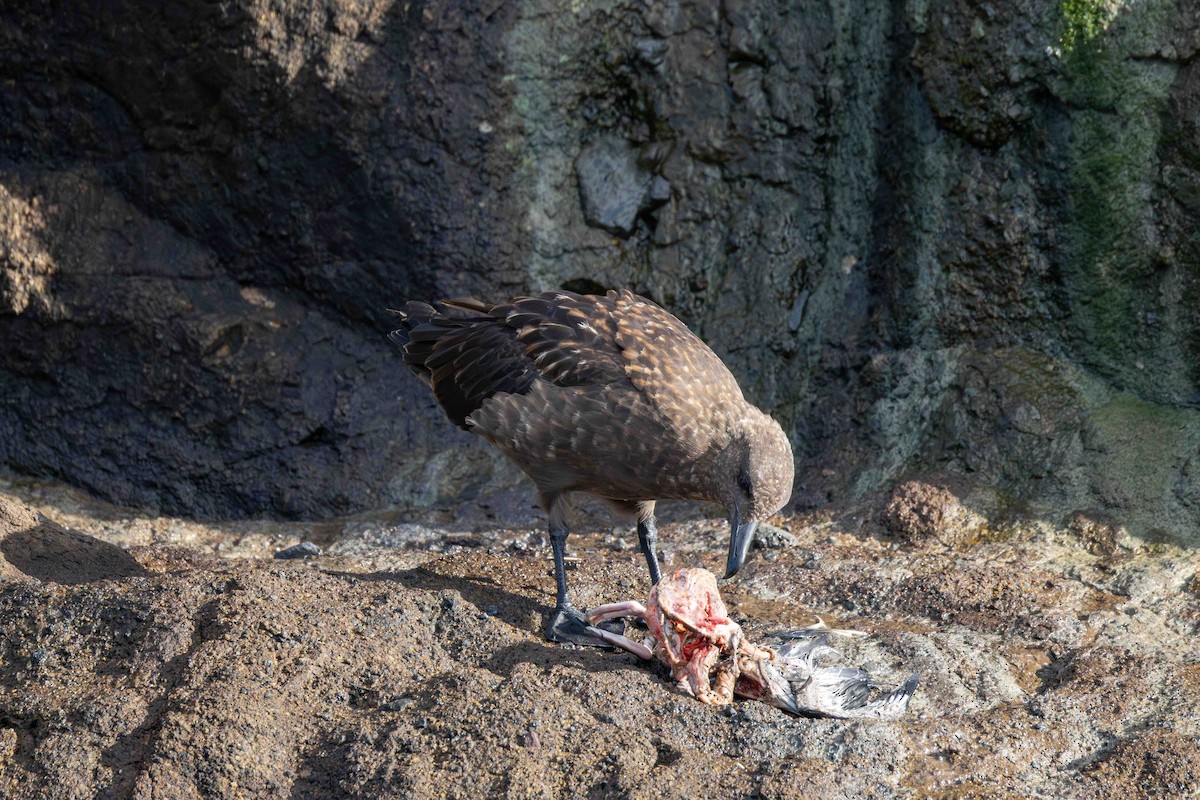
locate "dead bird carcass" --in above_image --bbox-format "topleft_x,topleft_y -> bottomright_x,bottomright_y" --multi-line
587,568 -> 918,719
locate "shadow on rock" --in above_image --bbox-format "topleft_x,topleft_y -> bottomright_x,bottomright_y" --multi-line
328,564 -> 544,636
286,732 -> 354,800
0,499 -> 147,584
327,563 -> 652,680
98,597 -> 224,799
479,639 -> 655,683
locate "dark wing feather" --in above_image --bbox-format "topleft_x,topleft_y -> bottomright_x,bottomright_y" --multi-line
389,300 -> 536,430
503,290 -> 630,387
389,289 -> 646,431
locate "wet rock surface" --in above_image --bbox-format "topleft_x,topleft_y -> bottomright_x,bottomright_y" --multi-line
1,489 -> 1198,799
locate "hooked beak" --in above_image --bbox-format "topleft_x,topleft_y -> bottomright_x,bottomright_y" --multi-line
724,504 -> 757,578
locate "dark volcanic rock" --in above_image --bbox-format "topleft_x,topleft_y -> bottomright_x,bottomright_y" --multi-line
0,0 -> 1198,543
275,541 -> 322,559
911,0 -> 1057,148
575,137 -> 669,236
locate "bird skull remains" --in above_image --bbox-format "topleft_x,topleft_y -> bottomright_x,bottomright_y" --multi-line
586,568 -> 794,710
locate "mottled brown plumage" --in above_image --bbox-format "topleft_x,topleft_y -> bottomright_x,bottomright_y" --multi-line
389,288 -> 794,645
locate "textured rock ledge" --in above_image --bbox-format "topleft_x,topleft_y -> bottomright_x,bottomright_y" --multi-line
2,487 -> 1199,799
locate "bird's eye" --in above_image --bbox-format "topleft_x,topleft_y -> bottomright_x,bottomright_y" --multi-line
737,469 -> 753,498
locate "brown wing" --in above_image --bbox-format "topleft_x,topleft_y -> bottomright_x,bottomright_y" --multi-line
390,288 -> 739,439
500,290 -> 630,388
389,290 -> 634,431
389,299 -> 537,430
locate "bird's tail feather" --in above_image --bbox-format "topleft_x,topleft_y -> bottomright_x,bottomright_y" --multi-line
386,301 -> 439,349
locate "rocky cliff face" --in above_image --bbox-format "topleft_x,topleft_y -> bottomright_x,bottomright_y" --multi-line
1,1 -> 1199,539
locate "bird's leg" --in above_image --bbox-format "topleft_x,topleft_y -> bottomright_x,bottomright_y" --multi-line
549,518 -> 573,612
543,500 -> 618,647
637,515 -> 663,585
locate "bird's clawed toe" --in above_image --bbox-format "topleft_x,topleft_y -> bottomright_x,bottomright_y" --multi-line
546,604 -> 622,647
